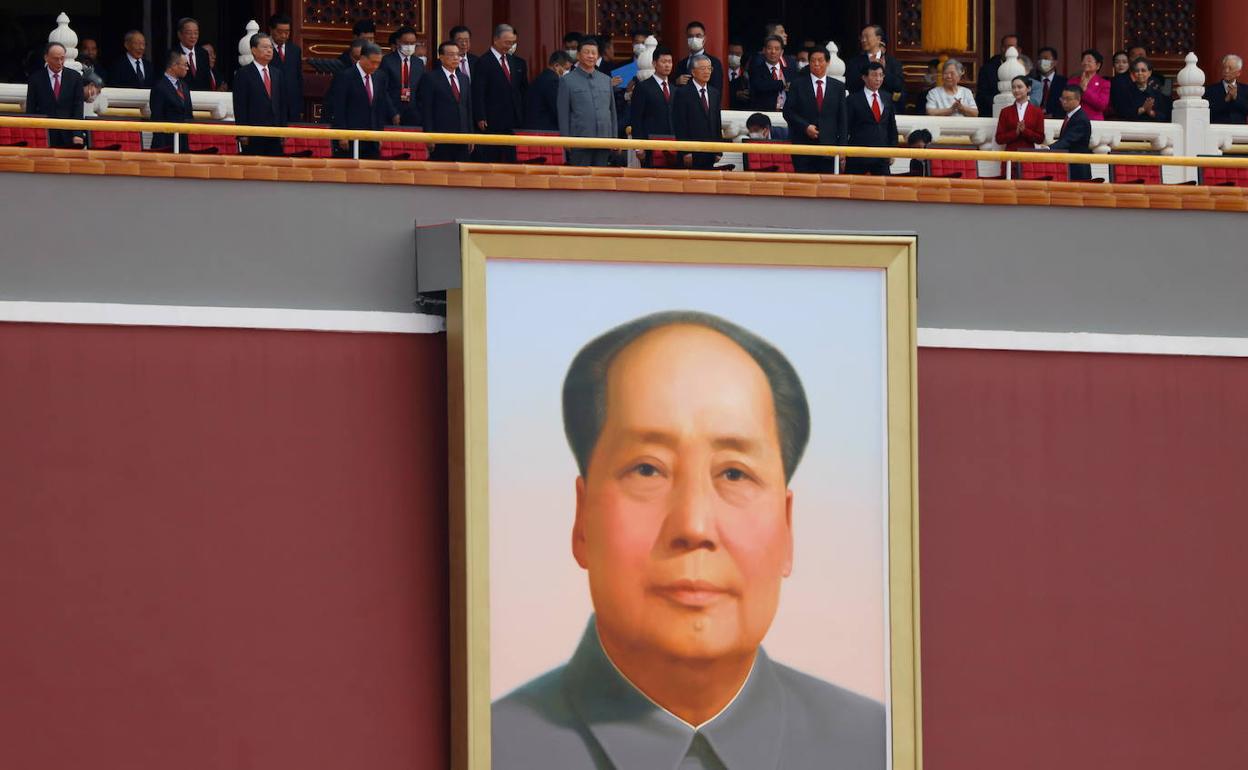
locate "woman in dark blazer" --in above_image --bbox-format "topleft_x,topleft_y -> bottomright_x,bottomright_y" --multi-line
996,75 -> 1046,177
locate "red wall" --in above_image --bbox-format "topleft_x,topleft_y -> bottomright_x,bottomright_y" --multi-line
2,324 -> 1246,768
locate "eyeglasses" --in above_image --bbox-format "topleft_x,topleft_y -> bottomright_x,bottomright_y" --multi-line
1133,68 -> 1150,74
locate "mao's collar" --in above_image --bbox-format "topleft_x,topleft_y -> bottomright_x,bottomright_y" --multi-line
562,617 -> 784,770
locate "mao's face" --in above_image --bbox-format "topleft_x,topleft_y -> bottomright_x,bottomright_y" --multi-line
573,325 -> 793,664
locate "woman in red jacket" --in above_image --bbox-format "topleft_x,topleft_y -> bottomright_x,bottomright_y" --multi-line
996,75 -> 1046,175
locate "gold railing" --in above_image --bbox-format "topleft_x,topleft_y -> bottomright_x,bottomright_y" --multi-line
4,114 -> 1248,170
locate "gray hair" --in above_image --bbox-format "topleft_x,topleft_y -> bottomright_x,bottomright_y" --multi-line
690,54 -> 713,71
360,42 -> 383,58
249,33 -> 272,49
1223,54 -> 1243,69
493,23 -> 515,39
943,58 -> 965,76
123,29 -> 144,45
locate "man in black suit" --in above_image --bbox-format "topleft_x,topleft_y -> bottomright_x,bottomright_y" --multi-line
847,24 -> 905,106
1032,46 -> 1067,118
26,42 -> 85,148
975,33 -> 1019,115
381,25 -> 425,127
630,45 -> 676,167
233,33 -> 287,156
175,17 -> 215,92
472,23 -> 528,163
1049,84 -> 1093,180
106,30 -> 156,88
748,35 -> 796,111
338,20 -> 376,68
269,14 -> 304,122
149,50 -> 194,151
1206,54 -> 1248,124
783,49 -> 847,174
726,41 -> 750,110
846,61 -> 899,175
421,41 -> 473,161
673,21 -> 724,94
329,42 -> 396,159
450,25 -> 478,80
525,50 -> 573,131
671,55 -> 722,169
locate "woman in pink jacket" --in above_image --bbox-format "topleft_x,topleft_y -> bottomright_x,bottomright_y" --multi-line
1073,48 -> 1111,120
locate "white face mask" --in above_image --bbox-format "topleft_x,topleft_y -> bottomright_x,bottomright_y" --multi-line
399,44 -> 416,57
507,43 -> 517,55
1039,58 -> 1054,73
633,43 -> 645,58
727,54 -> 741,68
688,36 -> 705,52
566,48 -> 578,57
416,55 -> 426,65
748,130 -> 768,139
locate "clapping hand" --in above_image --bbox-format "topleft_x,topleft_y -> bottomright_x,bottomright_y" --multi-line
1140,96 -> 1156,117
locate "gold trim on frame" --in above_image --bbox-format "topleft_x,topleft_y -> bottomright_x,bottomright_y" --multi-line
447,224 -> 921,770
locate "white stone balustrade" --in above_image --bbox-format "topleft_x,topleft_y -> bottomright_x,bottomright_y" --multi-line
0,84 -> 233,120
238,20 -> 260,67
48,12 -> 81,73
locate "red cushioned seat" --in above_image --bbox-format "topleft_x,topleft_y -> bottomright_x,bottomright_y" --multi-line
515,129 -> 564,165
380,126 -> 428,161
742,139 -> 795,173
185,122 -> 238,155
1017,160 -> 1070,182
643,133 -> 680,169
929,157 -> 979,179
1109,164 -> 1163,184
283,122 -> 333,158
89,128 -> 143,152
0,117 -> 49,148
1198,166 -> 1248,187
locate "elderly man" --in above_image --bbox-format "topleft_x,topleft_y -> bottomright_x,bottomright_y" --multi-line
1206,54 -> 1248,125
526,50 -> 574,131
747,35 -> 795,110
783,48 -> 848,173
491,310 -> 886,770
329,42 -> 395,159
107,29 -> 156,88
473,23 -> 528,163
176,17 -> 215,92
421,41 -> 474,161
847,24 -> 905,103
233,33 -> 287,156
672,55 -> 723,169
149,50 -> 194,151
26,42 -> 84,148
846,61 -> 899,175
558,38 -> 617,167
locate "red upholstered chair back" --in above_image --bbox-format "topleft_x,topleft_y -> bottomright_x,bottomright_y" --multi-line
0,116 -> 50,148
283,122 -> 334,158
645,133 -> 680,169
742,139 -> 795,173
89,122 -> 143,152
185,122 -> 239,155
1198,166 -> 1248,187
1110,164 -> 1163,184
515,129 -> 564,165
928,149 -> 981,179
1016,159 -> 1070,181
380,126 -> 428,161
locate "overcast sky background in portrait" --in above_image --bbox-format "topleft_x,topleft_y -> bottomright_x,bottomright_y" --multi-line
487,257 -> 888,704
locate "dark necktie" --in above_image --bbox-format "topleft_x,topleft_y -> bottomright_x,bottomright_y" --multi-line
1042,77 -> 1051,108
187,50 -> 196,77
365,72 -> 373,104
662,80 -> 670,101
450,72 -> 460,101
52,71 -> 61,100
262,66 -> 271,97
816,78 -> 824,110
700,87 -> 709,112
135,59 -> 143,79
501,54 -> 510,81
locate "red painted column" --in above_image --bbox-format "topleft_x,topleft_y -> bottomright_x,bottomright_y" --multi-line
1199,0 -> 1248,74
662,0 -> 728,92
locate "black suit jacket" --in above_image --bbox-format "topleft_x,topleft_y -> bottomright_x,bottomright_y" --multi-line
1119,85 -> 1172,122
25,66 -> 84,147
106,56 -> 157,88
148,75 -> 194,149
1206,81 -> 1248,124
472,50 -> 528,132
1051,107 -> 1092,180
1034,73 -> 1068,118
727,68 -> 749,110
629,76 -> 673,139
525,68 -> 561,130
232,63 -> 286,127
674,53 -> 724,92
181,46 -> 215,92
671,82 -> 721,168
747,56 -> 798,110
783,74 -> 848,146
846,53 -> 905,100
420,67 -> 472,134
846,89 -> 899,174
380,51 -> 424,125
330,65 -> 396,132
272,41 -> 304,121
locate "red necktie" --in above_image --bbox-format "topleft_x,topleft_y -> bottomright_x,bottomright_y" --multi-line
209,69 -> 217,89
662,80 -> 670,102
501,54 -> 510,80
1060,117 -> 1069,135
277,46 -> 284,63
365,72 -> 373,104
1042,77 -> 1051,108
872,92 -> 882,122
176,81 -> 185,99
771,65 -> 779,80
450,72 -> 460,101
402,57 -> 410,88
52,71 -> 61,100
701,87 -> 709,112
262,66 -> 271,97
188,50 -> 196,77
816,79 -> 824,110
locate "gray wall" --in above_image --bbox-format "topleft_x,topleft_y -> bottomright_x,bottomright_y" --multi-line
2,171 -> 1244,338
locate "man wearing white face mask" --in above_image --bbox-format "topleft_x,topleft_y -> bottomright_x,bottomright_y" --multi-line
674,20 -> 724,94
727,41 -> 750,110
1030,46 -> 1067,118
382,25 -> 425,126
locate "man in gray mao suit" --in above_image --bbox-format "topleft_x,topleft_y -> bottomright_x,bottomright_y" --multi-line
491,311 -> 887,770
557,38 -> 618,166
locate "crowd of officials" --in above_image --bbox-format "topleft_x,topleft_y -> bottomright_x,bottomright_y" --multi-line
21,14 -> 1248,174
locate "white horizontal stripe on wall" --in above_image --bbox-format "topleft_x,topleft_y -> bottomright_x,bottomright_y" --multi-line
919,327 -> 1248,358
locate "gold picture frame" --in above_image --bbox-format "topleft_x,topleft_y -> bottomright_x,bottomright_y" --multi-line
444,223 -> 920,770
